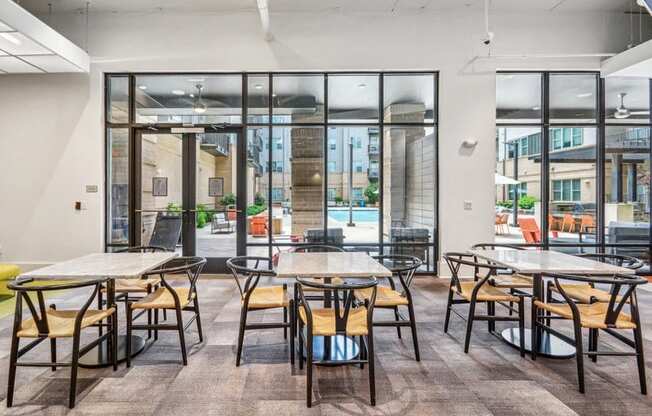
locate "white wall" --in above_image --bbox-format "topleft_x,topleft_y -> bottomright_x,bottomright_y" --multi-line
0,7 -> 634,272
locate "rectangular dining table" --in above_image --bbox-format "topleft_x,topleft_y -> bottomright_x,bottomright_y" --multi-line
19,252 -> 177,367
468,249 -> 634,358
275,251 -> 392,362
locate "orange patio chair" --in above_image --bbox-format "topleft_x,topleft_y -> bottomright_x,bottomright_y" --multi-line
518,217 -> 541,244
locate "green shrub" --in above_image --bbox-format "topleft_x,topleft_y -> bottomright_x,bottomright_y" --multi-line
196,204 -> 209,228
334,196 -> 343,204
496,200 -> 513,209
166,202 -> 182,213
518,195 -> 537,210
220,193 -> 236,207
247,204 -> 267,216
254,193 -> 266,206
364,183 -> 379,204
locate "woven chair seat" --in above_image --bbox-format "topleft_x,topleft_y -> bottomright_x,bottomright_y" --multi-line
534,300 -> 636,329
17,308 -> 115,338
246,286 -> 289,309
302,277 -> 344,292
299,306 -> 369,336
491,273 -> 532,289
354,286 -> 408,306
453,280 -> 519,302
132,287 -> 194,310
550,283 -> 622,304
104,277 -> 161,293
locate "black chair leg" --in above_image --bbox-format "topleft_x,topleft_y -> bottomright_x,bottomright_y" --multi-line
463,301 -> 476,354
393,306 -> 402,339
98,291 -> 104,337
154,309 -> 159,341
126,303 -> 133,368
367,333 -> 376,406
112,310 -> 118,371
298,318 -> 304,370
283,306 -> 288,340
194,298 -> 204,343
69,334 -> 81,409
518,297 -> 525,358
407,302 -> 420,361
6,333 -> 19,407
508,290 -> 514,316
531,301 -> 538,361
487,301 -> 495,333
176,307 -> 188,366
573,323 -> 585,394
443,287 -> 454,333
634,326 -> 648,395
289,300 -> 295,366
147,309 -> 152,340
236,307 -> 248,367
306,333 -> 313,408
50,338 -> 57,371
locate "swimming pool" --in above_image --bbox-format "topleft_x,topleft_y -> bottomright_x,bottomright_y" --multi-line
328,208 -> 379,223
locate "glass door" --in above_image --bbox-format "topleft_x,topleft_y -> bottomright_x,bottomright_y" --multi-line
133,127 -> 247,273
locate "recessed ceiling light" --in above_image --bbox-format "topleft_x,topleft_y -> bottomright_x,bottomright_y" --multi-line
576,92 -> 593,98
254,84 -> 263,90
501,74 -> 515,80
358,83 -> 367,89
0,32 -> 21,45
272,93 -> 277,97
172,90 -> 185,96
138,85 -> 147,90
187,78 -> 205,83
189,93 -> 195,98
532,106 -> 541,111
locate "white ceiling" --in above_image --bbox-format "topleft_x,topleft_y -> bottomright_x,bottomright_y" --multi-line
18,0 -> 639,15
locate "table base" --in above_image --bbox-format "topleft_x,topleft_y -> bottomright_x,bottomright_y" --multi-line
79,335 -> 146,368
307,335 -> 360,363
501,328 -> 576,359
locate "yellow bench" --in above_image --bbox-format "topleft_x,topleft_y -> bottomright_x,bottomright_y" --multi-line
0,264 -> 20,297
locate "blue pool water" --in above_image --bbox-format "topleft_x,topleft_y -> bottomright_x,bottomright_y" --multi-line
328,208 -> 379,223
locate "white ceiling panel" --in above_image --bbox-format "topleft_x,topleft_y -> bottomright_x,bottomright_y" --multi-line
0,56 -> 43,73
0,31 -> 51,55
22,54 -> 84,72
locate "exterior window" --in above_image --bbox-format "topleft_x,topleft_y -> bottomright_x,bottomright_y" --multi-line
508,183 -> 527,199
356,138 -> 362,149
327,188 -> 336,201
329,138 -> 337,150
275,138 -> 282,150
352,187 -> 364,201
328,161 -> 337,173
272,187 -> 284,202
551,128 -> 583,150
354,162 -> 363,173
272,161 -> 283,172
572,128 -> 583,146
552,128 -> 562,150
552,179 -> 581,201
519,137 -> 528,156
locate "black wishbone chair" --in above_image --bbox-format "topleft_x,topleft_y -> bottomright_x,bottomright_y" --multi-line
354,255 -> 422,361
296,276 -> 378,407
6,278 -> 118,409
227,256 -> 294,367
546,253 -> 644,305
126,256 -> 206,366
443,252 -> 526,355
534,272 -> 647,394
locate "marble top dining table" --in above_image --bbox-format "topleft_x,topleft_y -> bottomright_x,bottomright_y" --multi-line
468,249 -> 634,275
275,252 -> 392,278
19,252 -> 178,280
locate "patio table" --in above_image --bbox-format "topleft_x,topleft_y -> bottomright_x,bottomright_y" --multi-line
468,249 -> 633,358
19,252 -> 177,368
275,251 -> 392,362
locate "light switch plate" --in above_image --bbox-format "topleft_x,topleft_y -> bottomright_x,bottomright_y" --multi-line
86,185 -> 98,193
464,200 -> 472,210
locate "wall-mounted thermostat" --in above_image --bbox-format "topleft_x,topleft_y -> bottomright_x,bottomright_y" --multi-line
86,185 -> 98,193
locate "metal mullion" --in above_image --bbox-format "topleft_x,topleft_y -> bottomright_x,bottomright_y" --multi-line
268,73 -> 273,257
649,78 -> 652,252
433,71 -> 440,273
542,72 -> 550,249
597,76 -> 606,251
379,73 -> 385,255
323,73 -> 329,245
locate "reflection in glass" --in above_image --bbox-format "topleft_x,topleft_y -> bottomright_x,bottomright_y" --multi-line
383,74 -> 435,123
107,128 -> 129,244
328,75 -> 379,123
247,75 -> 269,123
495,127 -> 542,244
107,76 -> 129,123
548,128 -> 597,245
271,127 -> 324,241
135,74 -> 242,124
605,127 -> 650,254
272,75 -> 324,123
549,74 -> 597,123
496,73 -> 542,123
383,126 -> 435,266
606,77 -> 650,124
247,127 -> 269,243
326,127 -> 379,243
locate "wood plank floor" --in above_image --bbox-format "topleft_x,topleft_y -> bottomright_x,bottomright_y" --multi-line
0,276 -> 651,415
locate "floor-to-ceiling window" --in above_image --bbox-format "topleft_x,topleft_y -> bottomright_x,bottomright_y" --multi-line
496,71 -> 651,264
105,72 -> 438,272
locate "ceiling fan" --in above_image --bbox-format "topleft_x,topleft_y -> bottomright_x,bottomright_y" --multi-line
614,92 -> 650,119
